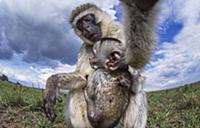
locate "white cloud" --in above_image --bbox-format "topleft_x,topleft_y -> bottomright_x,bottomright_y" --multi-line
0,0 -> 119,65
0,0 -> 118,20
145,0 -> 200,91
0,0 -> 118,88
0,54 -> 76,88
1,0 -> 200,91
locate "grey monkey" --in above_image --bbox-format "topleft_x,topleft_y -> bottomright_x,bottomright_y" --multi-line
85,37 -> 132,128
43,0 -> 159,127
43,4 -> 126,127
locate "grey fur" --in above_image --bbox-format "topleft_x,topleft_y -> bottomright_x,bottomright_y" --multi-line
44,1 -> 159,127
85,40 -> 131,128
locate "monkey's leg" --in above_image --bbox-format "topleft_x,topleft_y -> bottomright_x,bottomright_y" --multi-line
116,91 -> 147,128
117,75 -> 132,89
43,72 -> 87,122
130,69 -> 146,94
67,90 -> 93,128
133,91 -> 147,128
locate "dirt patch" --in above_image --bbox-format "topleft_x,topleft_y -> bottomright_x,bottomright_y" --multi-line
0,107 -> 21,128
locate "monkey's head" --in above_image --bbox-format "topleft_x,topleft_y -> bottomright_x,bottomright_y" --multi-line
76,13 -> 102,42
70,3 -> 113,45
90,37 -> 126,71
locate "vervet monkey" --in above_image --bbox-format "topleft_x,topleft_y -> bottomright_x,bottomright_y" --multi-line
85,37 -> 132,128
44,0 -> 159,127
44,3 -> 125,127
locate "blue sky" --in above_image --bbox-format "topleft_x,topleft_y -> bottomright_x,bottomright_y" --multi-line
0,0 -> 200,91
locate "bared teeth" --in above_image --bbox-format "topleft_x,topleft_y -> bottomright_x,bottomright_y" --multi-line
105,59 -> 109,64
114,53 -> 120,60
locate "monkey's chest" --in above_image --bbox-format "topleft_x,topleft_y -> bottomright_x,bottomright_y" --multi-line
85,71 -> 130,128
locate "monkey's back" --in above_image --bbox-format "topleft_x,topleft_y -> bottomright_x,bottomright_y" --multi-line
85,69 -> 131,128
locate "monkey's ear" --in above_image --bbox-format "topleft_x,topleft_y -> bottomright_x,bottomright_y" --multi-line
135,0 -> 158,11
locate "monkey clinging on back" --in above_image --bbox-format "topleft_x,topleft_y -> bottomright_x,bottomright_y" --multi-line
85,37 -> 133,128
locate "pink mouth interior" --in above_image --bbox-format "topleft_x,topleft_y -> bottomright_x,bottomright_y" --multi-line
107,61 -> 119,71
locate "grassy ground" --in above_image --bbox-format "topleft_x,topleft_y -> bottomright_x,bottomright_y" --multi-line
0,80 -> 199,128
147,82 -> 200,128
0,80 -> 67,128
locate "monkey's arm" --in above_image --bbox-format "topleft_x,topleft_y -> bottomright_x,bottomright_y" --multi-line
121,0 -> 158,69
43,72 -> 87,122
46,72 -> 87,90
117,75 -> 132,89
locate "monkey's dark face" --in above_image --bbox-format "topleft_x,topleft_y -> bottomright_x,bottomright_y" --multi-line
90,38 -> 125,71
76,14 -> 102,42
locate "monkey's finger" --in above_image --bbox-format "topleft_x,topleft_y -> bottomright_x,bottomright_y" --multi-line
43,99 -> 50,116
43,98 -> 48,113
43,98 -> 57,122
45,103 -> 57,122
47,106 -> 57,122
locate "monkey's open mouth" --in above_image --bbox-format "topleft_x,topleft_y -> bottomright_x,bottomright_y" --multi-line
108,62 -> 120,71
106,51 -> 121,71
106,59 -> 120,71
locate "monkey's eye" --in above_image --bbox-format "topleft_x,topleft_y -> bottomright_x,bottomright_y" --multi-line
83,14 -> 95,22
84,18 -> 92,22
86,17 -> 94,22
76,22 -> 83,30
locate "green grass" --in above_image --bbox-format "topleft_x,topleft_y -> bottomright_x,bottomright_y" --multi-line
0,80 -> 199,128
0,80 -> 67,128
147,82 -> 200,128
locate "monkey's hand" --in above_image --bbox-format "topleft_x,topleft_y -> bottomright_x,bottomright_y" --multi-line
120,0 -> 158,11
119,0 -> 135,6
43,77 -> 58,122
116,75 -> 131,88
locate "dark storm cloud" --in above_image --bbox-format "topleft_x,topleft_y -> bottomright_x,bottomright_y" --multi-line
0,0 -> 81,66
0,46 -> 13,59
0,32 -> 14,60
5,17 -> 80,65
